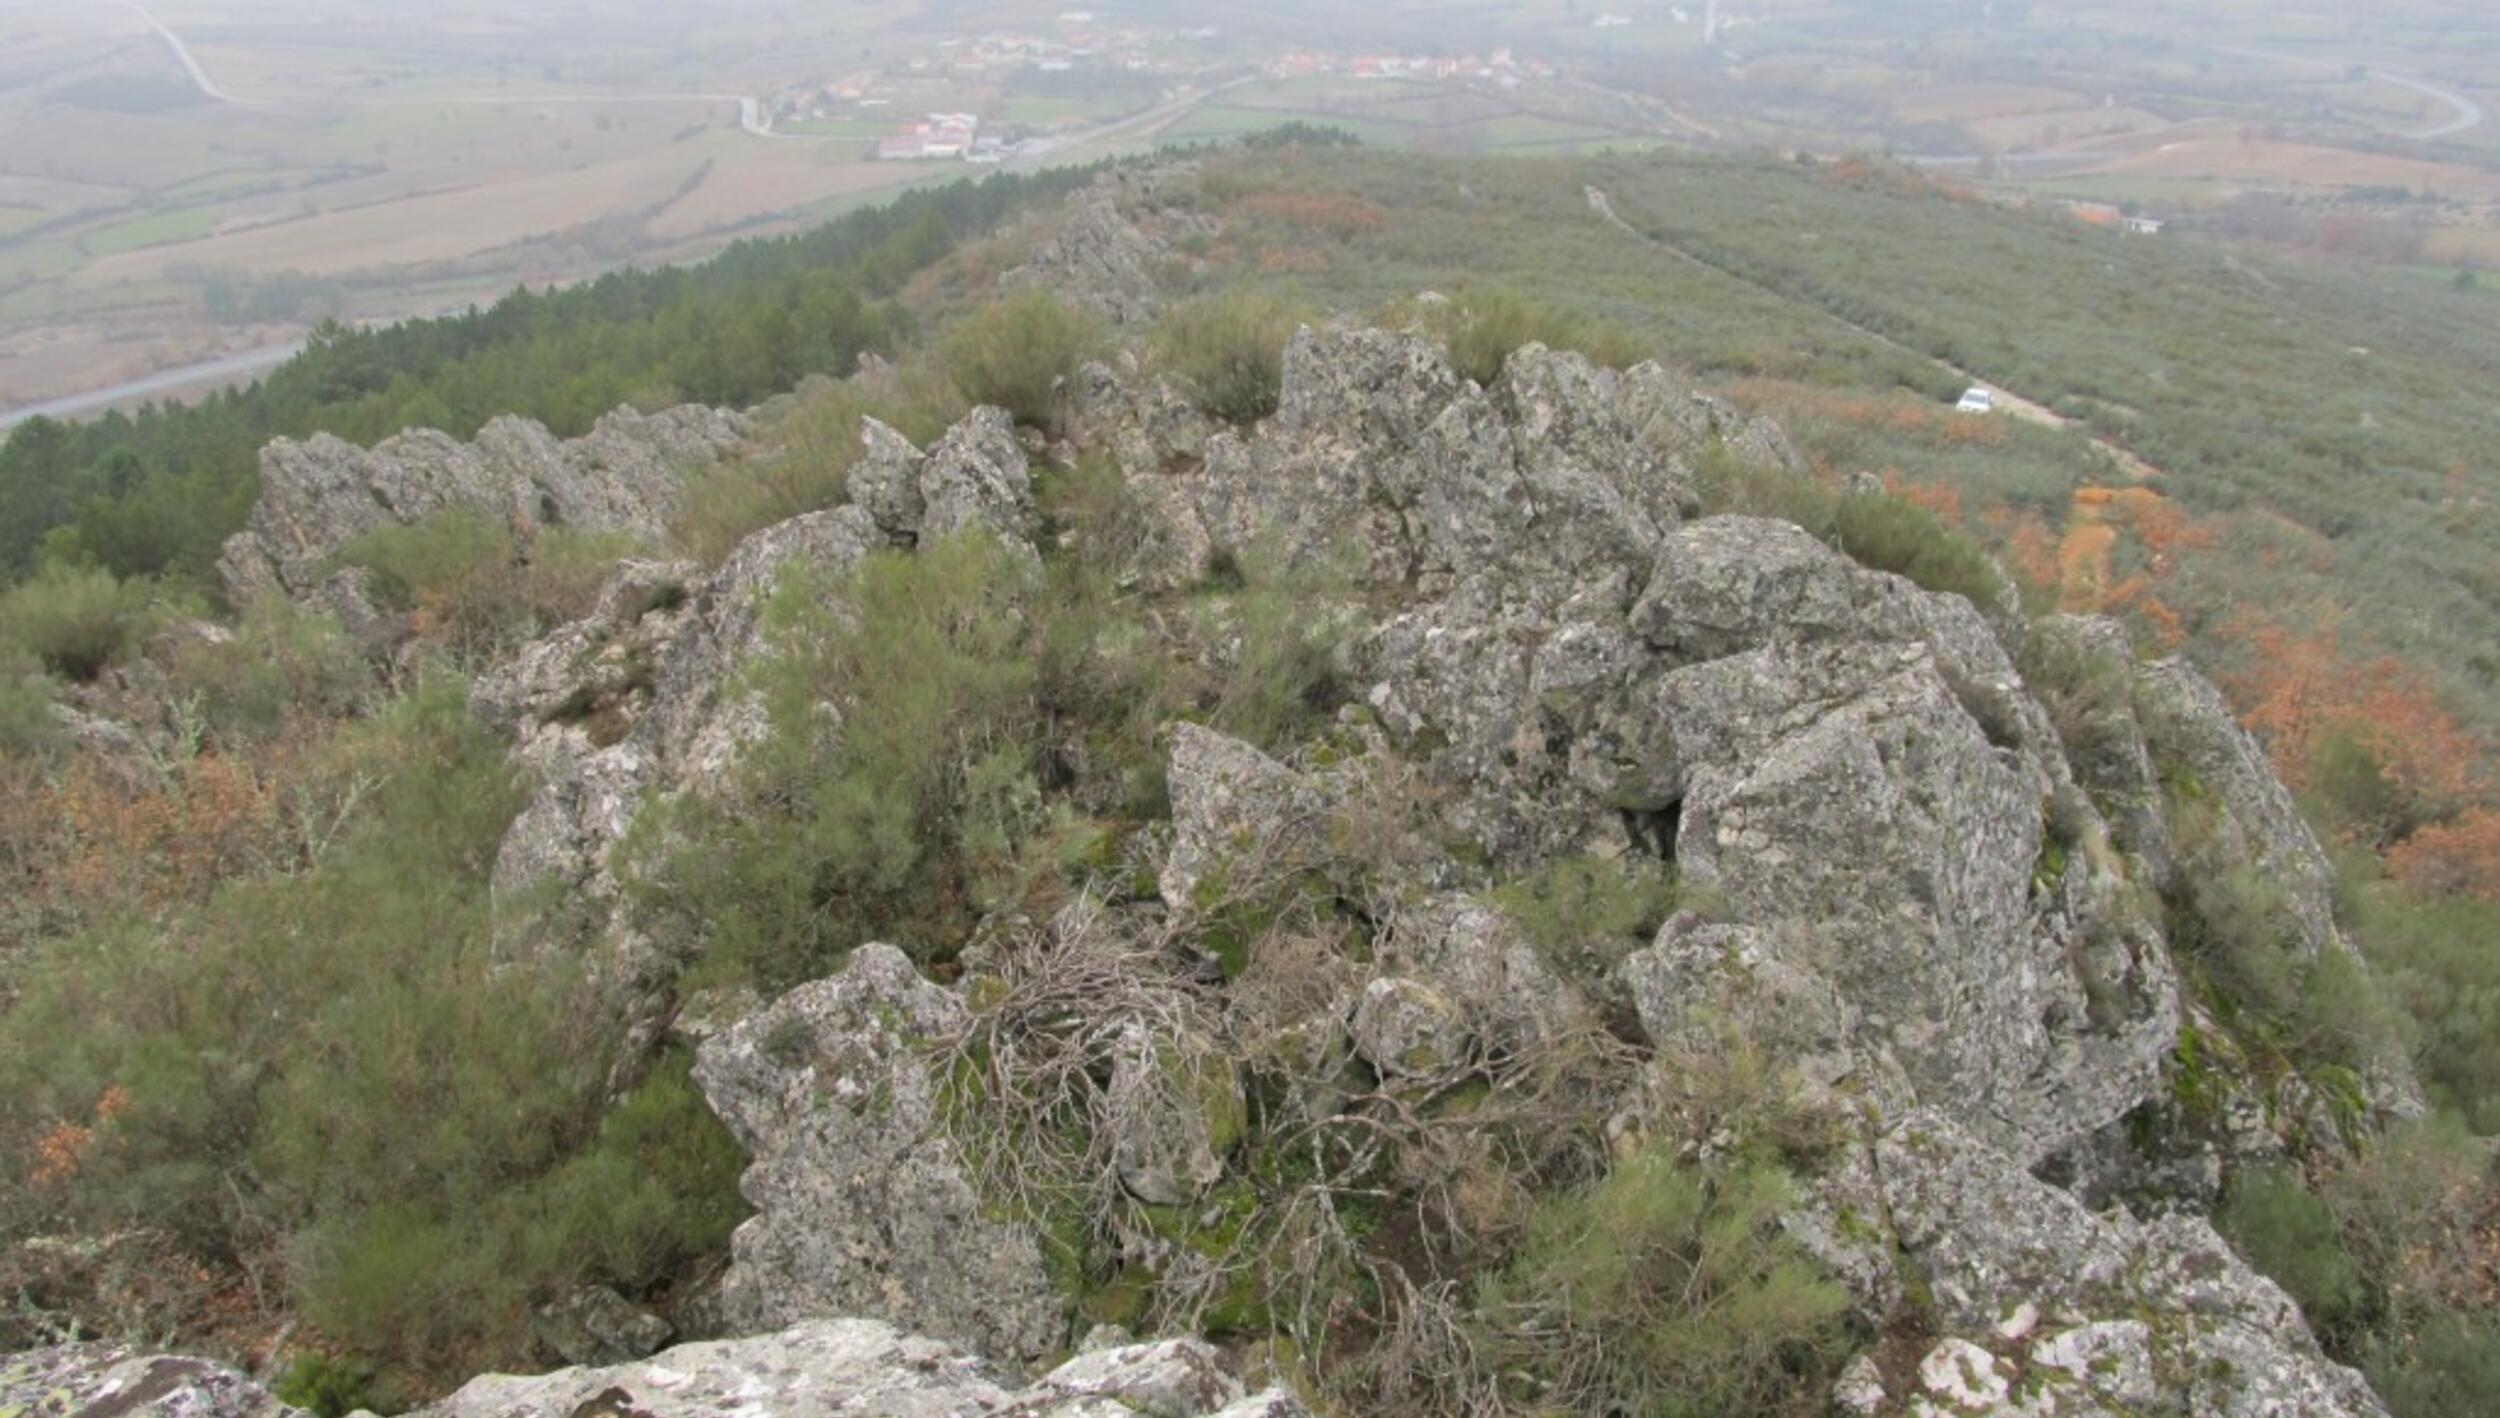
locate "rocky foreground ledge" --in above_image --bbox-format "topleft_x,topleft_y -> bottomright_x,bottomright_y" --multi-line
0,1324 -> 1304,1418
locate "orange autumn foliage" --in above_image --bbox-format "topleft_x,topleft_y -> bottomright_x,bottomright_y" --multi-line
27,1085 -> 129,1189
2390,809 -> 2500,903
1882,472 -> 1966,527
1228,190 -> 1389,239
2226,611 -> 2486,808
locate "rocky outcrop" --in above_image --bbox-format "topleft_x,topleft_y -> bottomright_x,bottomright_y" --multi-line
1002,166 -> 1213,326
218,405 -> 750,602
0,1344 -> 296,1418
416,1323 -> 1304,1418
475,408 -> 1036,1014
158,282 -> 2425,1418
1817,1112 -> 2389,1418
690,945 -> 1063,1362
4,1327 -> 1306,1418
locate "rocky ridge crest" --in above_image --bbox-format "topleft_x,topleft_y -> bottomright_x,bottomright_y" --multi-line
23,184 -> 2421,1416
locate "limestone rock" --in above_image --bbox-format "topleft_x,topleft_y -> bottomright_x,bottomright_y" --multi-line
691,945 -> 1062,1361
1001,166 -> 1209,326
533,1284 -> 674,1367
221,404 -> 748,602
1158,723 -> 1330,915
1106,1021 -> 1242,1205
849,416 -> 928,541
920,406 -> 1037,547
408,1321 -> 1303,1418
0,1345 -> 298,1418
1807,1111 -> 2390,1418
2132,658 -> 2341,956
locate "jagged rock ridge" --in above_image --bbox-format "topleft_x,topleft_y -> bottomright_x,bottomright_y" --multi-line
26,175 -> 2421,1417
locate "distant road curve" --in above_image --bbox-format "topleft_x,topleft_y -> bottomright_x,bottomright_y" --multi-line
2375,69 -> 2484,141
113,0 -> 243,105
0,341 -> 303,432
2211,46 -> 2484,142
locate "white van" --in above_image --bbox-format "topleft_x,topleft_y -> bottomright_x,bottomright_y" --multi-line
1955,387 -> 1995,414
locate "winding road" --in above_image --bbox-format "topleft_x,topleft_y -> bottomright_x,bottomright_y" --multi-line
2375,69 -> 2485,142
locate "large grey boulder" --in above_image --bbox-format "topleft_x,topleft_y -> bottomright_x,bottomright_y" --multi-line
1157,722 -> 1333,915
0,1345 -> 298,1418
1813,1112 -> 2390,1418
218,405 -> 749,602
691,945 -> 1063,1362
410,1321 -> 1304,1418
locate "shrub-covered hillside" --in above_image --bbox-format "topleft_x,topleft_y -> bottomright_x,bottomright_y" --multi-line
1,146 -> 2496,1418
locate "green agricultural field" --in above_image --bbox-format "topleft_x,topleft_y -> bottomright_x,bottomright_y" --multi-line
81,208 -> 223,257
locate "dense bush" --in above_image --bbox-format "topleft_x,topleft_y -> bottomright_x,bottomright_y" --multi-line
1153,291 -> 1308,423
1490,853 -> 1684,981
626,535 -> 1058,989
2216,1119 -> 2500,1418
0,564 -> 165,682
941,290 -> 1107,430
2217,1167 -> 2370,1343
0,645 -> 61,765
336,513 -> 649,658
1420,285 -> 1645,386
0,680 -> 746,1387
1472,1148 -> 1851,1418
164,596 -> 371,749
2346,868 -> 2500,1133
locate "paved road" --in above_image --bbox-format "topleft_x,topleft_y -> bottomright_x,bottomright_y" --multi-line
2212,46 -> 2485,142
114,0 -> 241,104
0,341 -> 303,432
2375,69 -> 2485,141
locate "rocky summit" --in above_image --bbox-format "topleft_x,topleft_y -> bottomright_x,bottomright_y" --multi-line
3,173 -> 2437,1418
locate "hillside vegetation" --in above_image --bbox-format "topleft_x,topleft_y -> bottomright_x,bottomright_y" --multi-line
1,139 -> 2497,1417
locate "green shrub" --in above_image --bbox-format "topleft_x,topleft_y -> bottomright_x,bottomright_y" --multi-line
1421,285 -> 1646,386
524,527 -> 645,626
0,563 -> 159,681
335,509 -> 524,657
2368,1311 -> 2500,1417
626,534 -> 1050,989
1472,1147 -> 1852,1418
0,677 -> 744,1383
2216,1167 -> 2369,1344
0,643 -> 61,764
1154,291 -> 1307,423
2345,875 -> 2500,1131
164,596 -> 370,748
941,289 -> 1107,429
273,1353 -> 378,1418
1184,546 -> 1361,754
1490,854 -> 1683,982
